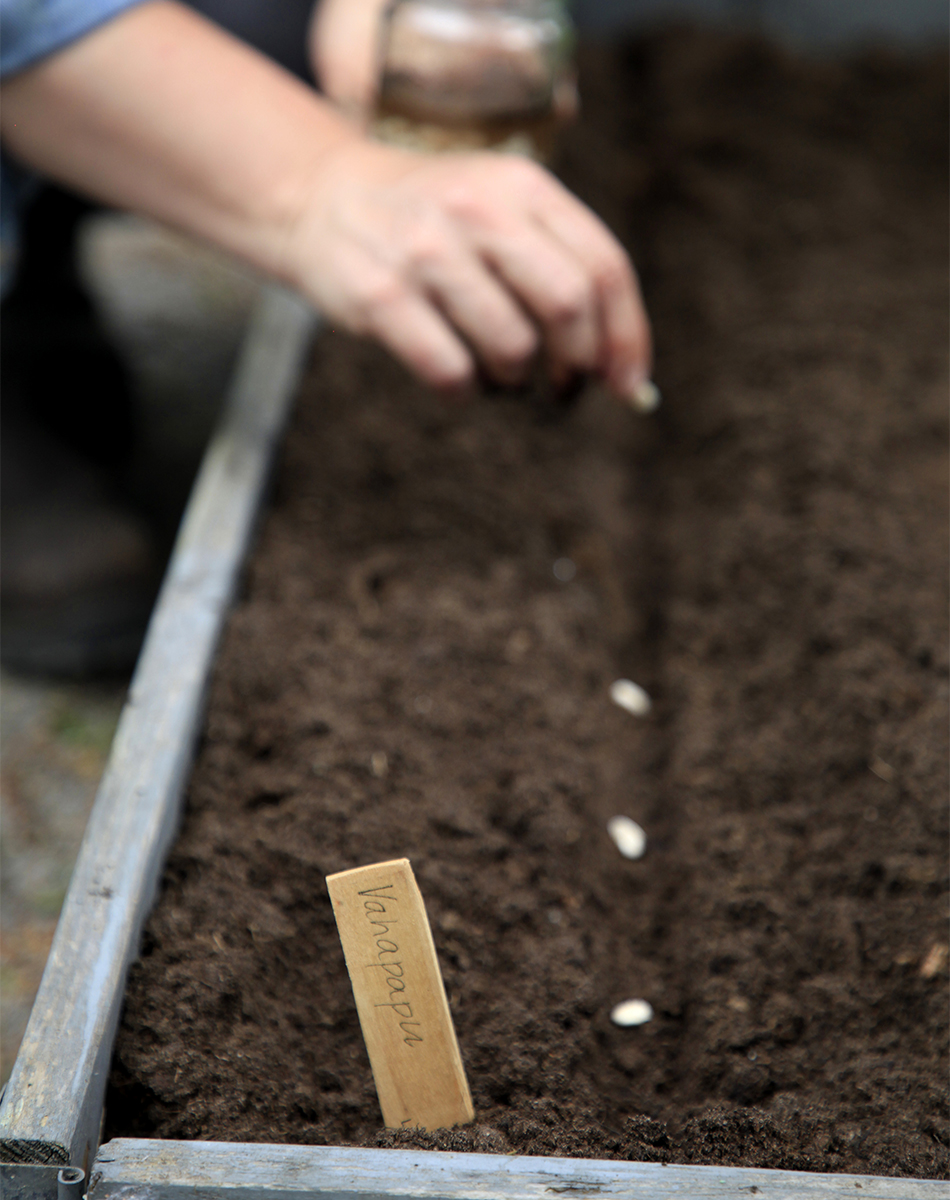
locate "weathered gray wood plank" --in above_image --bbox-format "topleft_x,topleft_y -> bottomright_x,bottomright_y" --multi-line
0,287 -> 317,1176
0,1162 -> 61,1200
88,1139 -> 947,1200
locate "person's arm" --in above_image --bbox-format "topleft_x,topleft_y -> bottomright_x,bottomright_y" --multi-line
1,0 -> 651,397
1,2 -> 353,289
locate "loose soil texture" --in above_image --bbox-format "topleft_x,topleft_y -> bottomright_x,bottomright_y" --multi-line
108,28 -> 949,1178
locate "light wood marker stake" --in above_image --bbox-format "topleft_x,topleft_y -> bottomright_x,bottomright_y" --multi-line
326,858 -> 474,1131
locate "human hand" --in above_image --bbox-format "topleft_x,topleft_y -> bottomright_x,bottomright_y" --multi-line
285,138 -> 652,402
0,0 -> 649,404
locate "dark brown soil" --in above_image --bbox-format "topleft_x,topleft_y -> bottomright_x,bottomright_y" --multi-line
107,28 -> 949,1177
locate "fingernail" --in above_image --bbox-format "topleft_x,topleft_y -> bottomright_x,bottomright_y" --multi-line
628,376 -> 661,413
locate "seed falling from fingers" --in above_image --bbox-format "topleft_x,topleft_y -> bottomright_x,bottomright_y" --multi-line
611,999 -> 654,1027
609,678 -> 652,716
631,380 -> 661,413
607,815 -> 646,860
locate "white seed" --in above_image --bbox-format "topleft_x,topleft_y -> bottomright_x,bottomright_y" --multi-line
370,750 -> 388,778
553,557 -> 576,582
921,943 -> 948,979
631,379 -> 661,413
611,999 -> 654,1027
607,815 -> 646,860
609,678 -> 652,716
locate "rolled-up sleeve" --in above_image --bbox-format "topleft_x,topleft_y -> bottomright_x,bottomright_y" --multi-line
0,0 -> 148,296
1,0 -> 147,78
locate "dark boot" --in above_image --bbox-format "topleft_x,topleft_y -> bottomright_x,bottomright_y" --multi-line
1,186 -> 160,676
1,185 -> 136,471
1,415 -> 161,676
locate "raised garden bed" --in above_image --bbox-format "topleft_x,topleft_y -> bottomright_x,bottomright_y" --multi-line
103,28 -> 948,1182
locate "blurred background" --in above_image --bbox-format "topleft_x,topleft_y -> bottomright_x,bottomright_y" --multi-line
1,0 -> 946,1085
574,0 -> 948,45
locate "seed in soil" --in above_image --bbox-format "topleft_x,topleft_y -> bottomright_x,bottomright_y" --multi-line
611,999 -> 654,1027
553,557 -> 576,582
609,678 -> 651,716
606,815 -> 646,860
921,943 -> 949,979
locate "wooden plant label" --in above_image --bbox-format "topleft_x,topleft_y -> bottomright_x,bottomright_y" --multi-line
326,858 -> 474,1131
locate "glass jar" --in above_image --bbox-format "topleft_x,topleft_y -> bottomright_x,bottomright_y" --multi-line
371,0 -> 576,162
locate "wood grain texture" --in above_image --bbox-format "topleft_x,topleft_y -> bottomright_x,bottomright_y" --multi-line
327,859 -> 474,1131
0,1163 -> 61,1200
0,287 -> 317,1173
88,1139 -> 947,1199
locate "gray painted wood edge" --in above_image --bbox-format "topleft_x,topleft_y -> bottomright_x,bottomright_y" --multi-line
0,287 -> 317,1176
88,1139 -> 946,1200
0,1162 -> 62,1200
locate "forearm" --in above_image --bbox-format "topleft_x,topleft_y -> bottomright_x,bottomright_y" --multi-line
1,0 -> 652,400
0,0 -> 360,282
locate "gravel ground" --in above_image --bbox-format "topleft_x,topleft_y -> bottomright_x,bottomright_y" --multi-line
0,214 -> 260,1084
0,673 -> 126,1080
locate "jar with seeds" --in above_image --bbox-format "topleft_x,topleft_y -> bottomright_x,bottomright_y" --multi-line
371,0 -> 576,162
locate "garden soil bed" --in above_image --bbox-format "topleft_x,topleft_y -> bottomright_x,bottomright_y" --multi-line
106,28 -> 948,1178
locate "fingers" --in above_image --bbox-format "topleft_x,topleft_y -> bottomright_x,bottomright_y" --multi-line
400,223 -> 539,384
440,156 -> 652,404
366,288 -> 475,392
294,142 -> 652,403
333,247 -> 476,390
329,222 -> 537,389
535,186 -> 653,404
308,0 -> 389,117
475,217 -> 602,381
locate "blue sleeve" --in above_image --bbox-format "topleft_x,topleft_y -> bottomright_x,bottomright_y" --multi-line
1,0 -> 148,78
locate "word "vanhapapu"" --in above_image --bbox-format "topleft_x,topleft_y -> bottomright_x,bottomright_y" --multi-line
360,883 -> 423,1047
